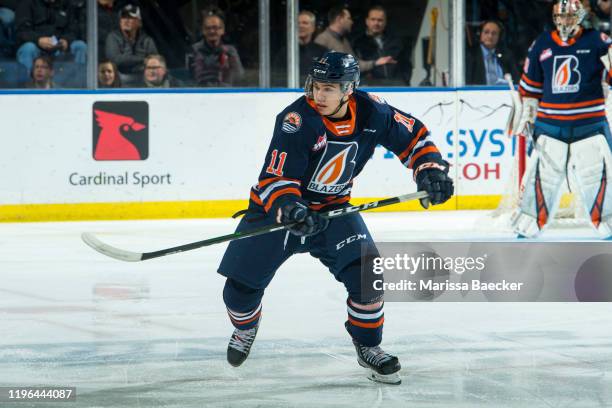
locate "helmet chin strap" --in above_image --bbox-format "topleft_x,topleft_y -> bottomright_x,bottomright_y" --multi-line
325,94 -> 350,118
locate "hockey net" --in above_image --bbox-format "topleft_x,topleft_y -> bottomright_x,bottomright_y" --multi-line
486,135 -> 590,231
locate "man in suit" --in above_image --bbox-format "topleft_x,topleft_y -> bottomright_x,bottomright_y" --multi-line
466,20 -> 519,86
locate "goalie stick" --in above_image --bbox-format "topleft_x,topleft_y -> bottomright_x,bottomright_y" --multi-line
82,190 -> 430,262
504,73 -> 530,180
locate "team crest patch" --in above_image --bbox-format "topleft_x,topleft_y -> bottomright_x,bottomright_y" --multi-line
539,48 -> 552,62
312,133 -> 327,152
282,112 -> 302,133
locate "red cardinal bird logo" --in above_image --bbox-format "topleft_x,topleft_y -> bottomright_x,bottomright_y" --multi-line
94,109 -> 146,160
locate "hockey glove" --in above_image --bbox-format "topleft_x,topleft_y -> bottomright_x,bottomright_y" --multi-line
414,162 -> 454,209
275,198 -> 329,237
515,97 -> 538,136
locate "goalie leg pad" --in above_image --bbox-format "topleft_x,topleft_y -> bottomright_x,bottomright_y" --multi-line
568,134 -> 612,237
512,135 -> 569,237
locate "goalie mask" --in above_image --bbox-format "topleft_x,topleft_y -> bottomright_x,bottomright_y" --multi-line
553,0 -> 586,41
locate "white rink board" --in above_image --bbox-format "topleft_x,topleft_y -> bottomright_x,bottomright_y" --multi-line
0,90 -> 514,205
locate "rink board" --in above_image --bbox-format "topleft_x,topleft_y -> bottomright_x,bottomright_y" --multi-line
0,89 -> 513,221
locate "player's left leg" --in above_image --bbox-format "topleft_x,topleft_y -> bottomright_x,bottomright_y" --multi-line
511,134 -> 570,237
567,133 -> 612,237
309,212 -> 401,384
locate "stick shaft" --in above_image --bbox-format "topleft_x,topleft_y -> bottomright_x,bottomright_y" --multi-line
83,191 -> 429,262
142,191 -> 428,260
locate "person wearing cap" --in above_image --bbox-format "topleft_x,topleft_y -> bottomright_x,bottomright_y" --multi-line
15,0 -> 87,74
105,3 -> 158,74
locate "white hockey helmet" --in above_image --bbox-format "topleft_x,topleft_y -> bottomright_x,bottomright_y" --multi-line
553,0 -> 586,41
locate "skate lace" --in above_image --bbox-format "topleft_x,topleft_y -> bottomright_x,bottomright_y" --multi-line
229,327 -> 257,353
360,345 -> 393,366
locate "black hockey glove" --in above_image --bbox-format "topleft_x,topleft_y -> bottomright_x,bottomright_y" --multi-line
414,162 -> 454,209
275,198 -> 329,237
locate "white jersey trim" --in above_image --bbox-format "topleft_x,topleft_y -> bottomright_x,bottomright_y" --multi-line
538,104 -> 605,115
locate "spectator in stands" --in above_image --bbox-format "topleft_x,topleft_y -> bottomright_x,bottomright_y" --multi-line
191,8 -> 244,87
0,0 -> 16,56
315,6 -> 395,77
466,20 -> 519,86
273,10 -> 327,84
25,54 -> 56,88
97,59 -> 121,87
353,5 -> 412,86
97,0 -> 118,60
15,0 -> 87,73
105,3 -> 158,74
140,54 -> 182,88
314,6 -> 353,53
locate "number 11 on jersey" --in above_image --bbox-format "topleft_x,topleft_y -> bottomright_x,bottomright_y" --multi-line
266,149 -> 287,176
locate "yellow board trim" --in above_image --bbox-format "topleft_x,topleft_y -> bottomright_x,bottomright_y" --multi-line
0,195 -> 505,222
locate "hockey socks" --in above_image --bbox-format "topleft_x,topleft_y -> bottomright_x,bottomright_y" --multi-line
227,303 -> 262,330
226,305 -> 262,367
345,299 -> 384,347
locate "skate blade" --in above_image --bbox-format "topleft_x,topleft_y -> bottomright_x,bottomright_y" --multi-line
366,370 -> 401,385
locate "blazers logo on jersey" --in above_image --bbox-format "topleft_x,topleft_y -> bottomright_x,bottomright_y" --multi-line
282,112 -> 302,133
552,55 -> 580,94
308,141 -> 357,194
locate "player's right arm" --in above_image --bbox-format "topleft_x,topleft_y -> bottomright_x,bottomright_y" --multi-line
516,39 -> 544,134
251,111 -> 310,214
250,110 -> 329,236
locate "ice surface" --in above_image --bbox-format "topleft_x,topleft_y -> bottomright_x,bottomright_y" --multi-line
0,211 -> 610,407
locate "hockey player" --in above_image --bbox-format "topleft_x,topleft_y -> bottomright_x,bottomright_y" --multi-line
217,51 -> 453,384
513,0 -> 612,237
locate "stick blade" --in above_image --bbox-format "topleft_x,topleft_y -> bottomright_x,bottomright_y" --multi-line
81,232 -> 143,262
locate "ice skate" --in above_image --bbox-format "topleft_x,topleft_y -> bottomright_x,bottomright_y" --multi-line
347,323 -> 401,384
227,320 -> 260,367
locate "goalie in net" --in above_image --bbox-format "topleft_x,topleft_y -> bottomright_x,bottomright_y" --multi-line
506,0 -> 612,238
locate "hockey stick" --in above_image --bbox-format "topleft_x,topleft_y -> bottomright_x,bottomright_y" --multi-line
81,191 -> 430,262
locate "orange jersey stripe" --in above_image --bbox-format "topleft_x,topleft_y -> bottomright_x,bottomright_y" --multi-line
250,190 -> 264,206
539,99 -> 605,109
348,316 -> 384,329
263,187 -> 302,212
258,177 -> 301,189
258,177 -> 282,188
537,111 -> 605,121
521,74 -> 542,87
398,127 -> 428,161
408,146 -> 440,169
518,89 -> 543,100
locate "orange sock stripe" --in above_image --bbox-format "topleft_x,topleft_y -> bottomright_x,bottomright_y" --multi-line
228,311 -> 261,326
348,316 -> 384,329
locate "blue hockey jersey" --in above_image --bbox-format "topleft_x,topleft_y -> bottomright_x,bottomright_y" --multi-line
519,28 -> 612,127
249,90 -> 444,212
